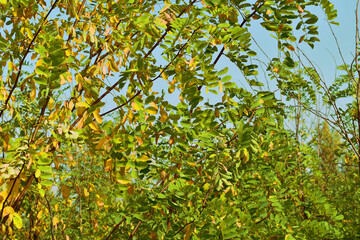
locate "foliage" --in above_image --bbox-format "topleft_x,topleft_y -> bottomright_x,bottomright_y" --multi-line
0,0 -> 358,239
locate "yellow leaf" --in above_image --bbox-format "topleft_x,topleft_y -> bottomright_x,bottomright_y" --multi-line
241,148 -> 249,163
8,61 -> 12,71
53,216 -> 60,226
285,44 -> 296,51
89,122 -> 101,132
187,162 -> 196,167
60,75 -> 67,85
96,137 -> 108,150
138,155 -> 149,162
2,206 -> 14,218
61,185 -> 70,200
96,195 -> 104,209
105,159 -> 112,171
75,73 -> 84,84
132,102 -> 140,111
109,57 -> 119,72
169,136 -> 174,146
135,136 -> 143,145
31,53 -> 38,60
26,27 -> 33,39
149,102 -> 158,109
146,107 -> 158,115
219,80 -> 223,93
13,213 -> 22,229
296,4 -> 304,13
83,188 -> 89,198
48,97 -> 54,110
160,106 -> 168,123
93,109 -> 102,124
116,178 -> 130,185
76,102 -> 90,108
0,192 -> 7,204
37,210 -> 43,219
35,169 -> 41,178
168,83 -> 175,94
5,214 -> 13,226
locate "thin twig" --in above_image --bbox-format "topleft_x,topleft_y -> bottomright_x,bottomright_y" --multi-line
0,0 -> 60,118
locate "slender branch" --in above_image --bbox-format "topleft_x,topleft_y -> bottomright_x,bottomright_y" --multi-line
198,0 -> 265,90
0,164 -> 25,222
0,0 -> 60,118
150,26 -> 202,83
173,220 -> 195,237
128,220 -> 142,240
104,217 -> 126,240
43,194 -> 55,240
294,49 -> 360,157
255,207 -> 274,224
71,0 -> 198,128
355,0 -> 360,174
66,0 -> 87,44
99,90 -> 141,117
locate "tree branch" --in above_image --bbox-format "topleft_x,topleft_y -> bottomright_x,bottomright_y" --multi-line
0,0 -> 60,118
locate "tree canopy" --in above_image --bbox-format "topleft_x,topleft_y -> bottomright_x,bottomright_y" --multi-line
1,0 -> 359,239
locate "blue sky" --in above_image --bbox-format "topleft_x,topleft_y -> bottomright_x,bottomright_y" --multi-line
205,1 -> 358,110
224,1 -> 357,91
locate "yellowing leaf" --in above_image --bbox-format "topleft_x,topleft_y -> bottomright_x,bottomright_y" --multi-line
96,195 -> 104,209
160,106 -> 168,123
169,136 -> 174,146
89,122 -> 101,132
93,109 -> 102,124
345,155 -> 349,164
35,169 -> 41,178
96,137 -> 108,149
0,192 -> 7,204
83,188 -> 89,198
75,73 -> 84,84
296,4 -> 304,13
26,27 -> 33,39
138,155 -> 149,162
219,80 -> 223,93
13,212 -> 22,229
105,159 -> 112,171
61,185 -> 70,200
285,44 -> 296,51
2,206 -> 14,218
53,216 -> 60,226
109,57 -> 119,72
76,102 -> 90,108
116,178 -> 130,184
135,136 -> 143,145
168,83 -> 175,94
241,148 -> 249,163
132,101 -> 140,111
60,75 -> 67,85
146,107 -> 158,115
37,210 -> 43,219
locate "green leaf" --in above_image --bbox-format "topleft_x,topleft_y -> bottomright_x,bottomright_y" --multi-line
222,75 -> 232,82
41,180 -> 53,187
218,67 -> 229,76
13,213 -> 23,229
223,82 -> 236,88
